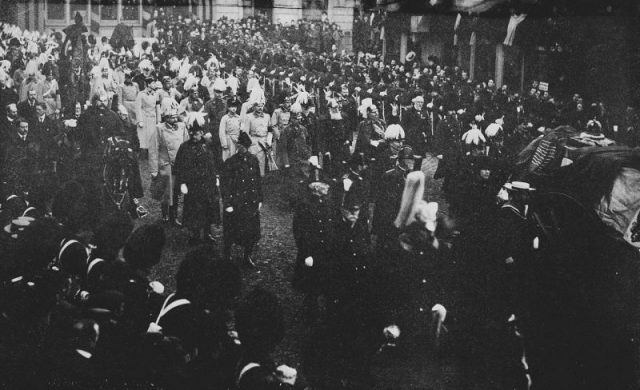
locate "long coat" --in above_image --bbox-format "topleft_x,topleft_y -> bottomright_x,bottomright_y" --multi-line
175,138 -> 220,229
149,122 -> 189,206
292,195 -> 338,295
326,214 -> 373,303
401,107 -> 431,155
2,130 -> 40,194
221,149 -> 263,247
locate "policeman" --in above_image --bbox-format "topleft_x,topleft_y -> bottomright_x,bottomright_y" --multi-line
221,132 -> 263,267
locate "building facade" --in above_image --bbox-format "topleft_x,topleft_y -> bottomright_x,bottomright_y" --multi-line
13,0 -> 358,50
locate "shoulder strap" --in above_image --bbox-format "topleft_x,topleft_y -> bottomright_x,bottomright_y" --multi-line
87,258 -> 104,276
237,362 -> 261,386
58,239 -> 89,262
155,293 -> 190,326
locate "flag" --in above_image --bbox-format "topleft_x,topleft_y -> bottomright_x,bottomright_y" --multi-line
504,13 -> 527,46
453,13 -> 462,46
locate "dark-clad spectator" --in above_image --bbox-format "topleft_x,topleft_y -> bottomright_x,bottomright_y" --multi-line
2,117 -> 39,195
17,89 -> 39,125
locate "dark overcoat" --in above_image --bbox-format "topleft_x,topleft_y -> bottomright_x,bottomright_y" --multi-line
175,138 -> 220,229
221,149 -> 262,247
291,195 -> 338,295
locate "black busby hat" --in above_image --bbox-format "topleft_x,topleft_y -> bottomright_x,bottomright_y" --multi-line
238,131 -> 252,148
123,223 -> 166,270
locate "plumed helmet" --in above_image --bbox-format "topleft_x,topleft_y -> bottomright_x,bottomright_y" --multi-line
384,124 -> 405,140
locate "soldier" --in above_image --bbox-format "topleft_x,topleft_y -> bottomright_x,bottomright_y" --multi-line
175,113 -> 220,244
354,100 -> 386,158
243,98 -> 271,177
219,97 -> 242,161
280,102 -> 312,205
324,188 -> 377,388
332,153 -> 370,219
292,177 -> 335,322
271,95 -> 292,168
372,146 -> 416,251
204,77 -> 228,161
221,132 -> 263,267
323,87 -> 350,177
378,171 -> 450,349
149,107 -> 189,225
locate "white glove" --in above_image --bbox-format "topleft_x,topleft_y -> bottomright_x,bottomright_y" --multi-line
431,304 -> 447,322
146,322 -> 163,334
180,183 -> 188,194
259,202 -> 262,210
305,256 -> 314,267
383,324 -> 401,340
149,281 -> 165,294
275,365 -> 297,386
225,207 -> 234,213
436,155 -> 443,160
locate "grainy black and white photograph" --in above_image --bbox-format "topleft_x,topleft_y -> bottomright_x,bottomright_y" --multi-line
0,0 -> 639,388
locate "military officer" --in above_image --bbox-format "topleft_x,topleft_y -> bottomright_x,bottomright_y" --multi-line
221,132 -> 263,267
243,102 -> 271,177
372,146 -> 416,251
354,101 -> 387,158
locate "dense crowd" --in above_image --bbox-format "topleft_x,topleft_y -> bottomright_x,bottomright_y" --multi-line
1,7 -> 640,390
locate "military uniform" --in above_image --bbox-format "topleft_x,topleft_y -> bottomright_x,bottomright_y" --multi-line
221,148 -> 263,250
243,111 -> 271,177
326,211 -> 373,304
354,117 -> 386,157
271,105 -> 291,168
292,191 -> 337,296
174,137 -> 220,235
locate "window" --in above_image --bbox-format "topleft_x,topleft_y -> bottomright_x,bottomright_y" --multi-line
70,0 -> 88,14
302,0 -> 326,20
100,0 -> 118,20
47,0 -> 66,20
123,0 -> 140,20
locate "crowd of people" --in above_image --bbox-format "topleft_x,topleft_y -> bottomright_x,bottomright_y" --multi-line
1,7 -> 640,389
